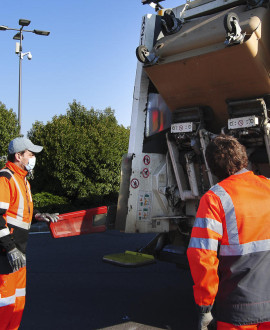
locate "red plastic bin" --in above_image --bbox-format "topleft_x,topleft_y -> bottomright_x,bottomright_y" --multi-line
49,206 -> 107,238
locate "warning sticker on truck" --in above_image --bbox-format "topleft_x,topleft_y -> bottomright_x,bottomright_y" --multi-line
228,116 -> 259,129
137,191 -> 152,221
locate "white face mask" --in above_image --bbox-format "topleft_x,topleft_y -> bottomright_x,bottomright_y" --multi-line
25,157 -> 36,172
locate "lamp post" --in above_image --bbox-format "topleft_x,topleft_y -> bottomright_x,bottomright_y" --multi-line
0,19 -> 50,134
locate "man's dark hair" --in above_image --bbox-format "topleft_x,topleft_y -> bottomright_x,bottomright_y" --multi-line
7,150 -> 26,163
206,135 -> 248,180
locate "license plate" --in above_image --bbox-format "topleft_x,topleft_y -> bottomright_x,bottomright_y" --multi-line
171,122 -> 195,133
228,116 -> 259,129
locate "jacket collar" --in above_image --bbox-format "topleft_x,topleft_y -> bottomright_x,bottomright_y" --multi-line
234,168 -> 249,175
6,161 -> 28,178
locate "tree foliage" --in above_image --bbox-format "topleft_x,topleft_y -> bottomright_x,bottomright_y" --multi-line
0,102 -> 20,167
33,192 -> 69,213
28,101 -> 130,202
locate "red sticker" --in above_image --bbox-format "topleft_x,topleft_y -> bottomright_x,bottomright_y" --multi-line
143,155 -> 150,165
131,178 -> 139,189
142,168 -> 150,178
238,120 -> 243,126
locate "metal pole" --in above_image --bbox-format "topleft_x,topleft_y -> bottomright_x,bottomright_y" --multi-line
0,22 -> 50,135
18,29 -> 22,134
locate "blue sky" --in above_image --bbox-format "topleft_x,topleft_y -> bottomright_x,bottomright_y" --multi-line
0,0 -> 183,136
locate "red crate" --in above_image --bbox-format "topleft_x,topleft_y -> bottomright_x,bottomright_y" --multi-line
49,206 -> 107,238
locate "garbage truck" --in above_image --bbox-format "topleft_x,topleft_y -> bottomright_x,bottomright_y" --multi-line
104,0 -> 270,268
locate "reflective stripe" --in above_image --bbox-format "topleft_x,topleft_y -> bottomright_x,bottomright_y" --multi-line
8,172 -> 24,222
211,184 -> 239,245
0,169 -> 12,177
6,216 -> 31,230
188,237 -> 219,251
0,289 -> 25,307
220,239 -> 270,256
1,169 -> 27,228
0,227 -> 10,238
0,201 -> 9,210
26,181 -> 32,203
16,288 -> 26,297
210,180 -> 270,256
0,295 -> 16,307
194,217 -> 223,236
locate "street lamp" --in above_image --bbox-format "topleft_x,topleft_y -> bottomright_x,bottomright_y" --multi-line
141,0 -> 165,10
0,19 -> 50,133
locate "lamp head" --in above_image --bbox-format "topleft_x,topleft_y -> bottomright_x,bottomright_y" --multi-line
141,0 -> 165,4
33,29 -> 50,36
13,32 -> 23,40
19,19 -> 31,27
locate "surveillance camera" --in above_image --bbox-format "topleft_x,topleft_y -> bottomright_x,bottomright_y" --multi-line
27,52 -> 32,60
15,42 -> 20,54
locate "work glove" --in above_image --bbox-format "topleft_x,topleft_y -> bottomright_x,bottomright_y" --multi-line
198,312 -> 214,330
35,213 -> 59,223
7,247 -> 26,272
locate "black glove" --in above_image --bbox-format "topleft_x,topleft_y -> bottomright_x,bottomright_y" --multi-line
35,213 -> 59,223
198,312 -> 214,330
7,247 -> 26,272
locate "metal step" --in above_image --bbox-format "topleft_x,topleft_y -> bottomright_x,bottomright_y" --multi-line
103,251 -> 156,268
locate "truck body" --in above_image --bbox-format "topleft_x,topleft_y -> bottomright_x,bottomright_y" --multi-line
114,0 -> 270,267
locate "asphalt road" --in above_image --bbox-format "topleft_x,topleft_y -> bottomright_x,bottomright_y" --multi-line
19,230 -> 197,330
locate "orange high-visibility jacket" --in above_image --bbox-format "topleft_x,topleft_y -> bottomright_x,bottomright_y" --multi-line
0,161 -> 33,274
187,169 -> 270,325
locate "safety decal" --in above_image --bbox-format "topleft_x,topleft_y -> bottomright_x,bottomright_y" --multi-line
238,120 -> 243,126
131,178 -> 139,189
137,192 -> 152,221
142,168 -> 150,178
143,155 -> 150,165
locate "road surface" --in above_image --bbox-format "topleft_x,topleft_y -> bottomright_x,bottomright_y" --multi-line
19,230 -> 197,330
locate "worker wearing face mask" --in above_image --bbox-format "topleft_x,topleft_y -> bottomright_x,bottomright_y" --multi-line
0,137 -> 59,330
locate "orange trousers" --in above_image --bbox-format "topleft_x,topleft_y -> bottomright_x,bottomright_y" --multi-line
0,267 -> 26,330
217,321 -> 270,329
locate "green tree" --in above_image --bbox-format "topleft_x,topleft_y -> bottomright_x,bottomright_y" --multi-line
28,100 -> 130,204
0,102 -> 20,167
